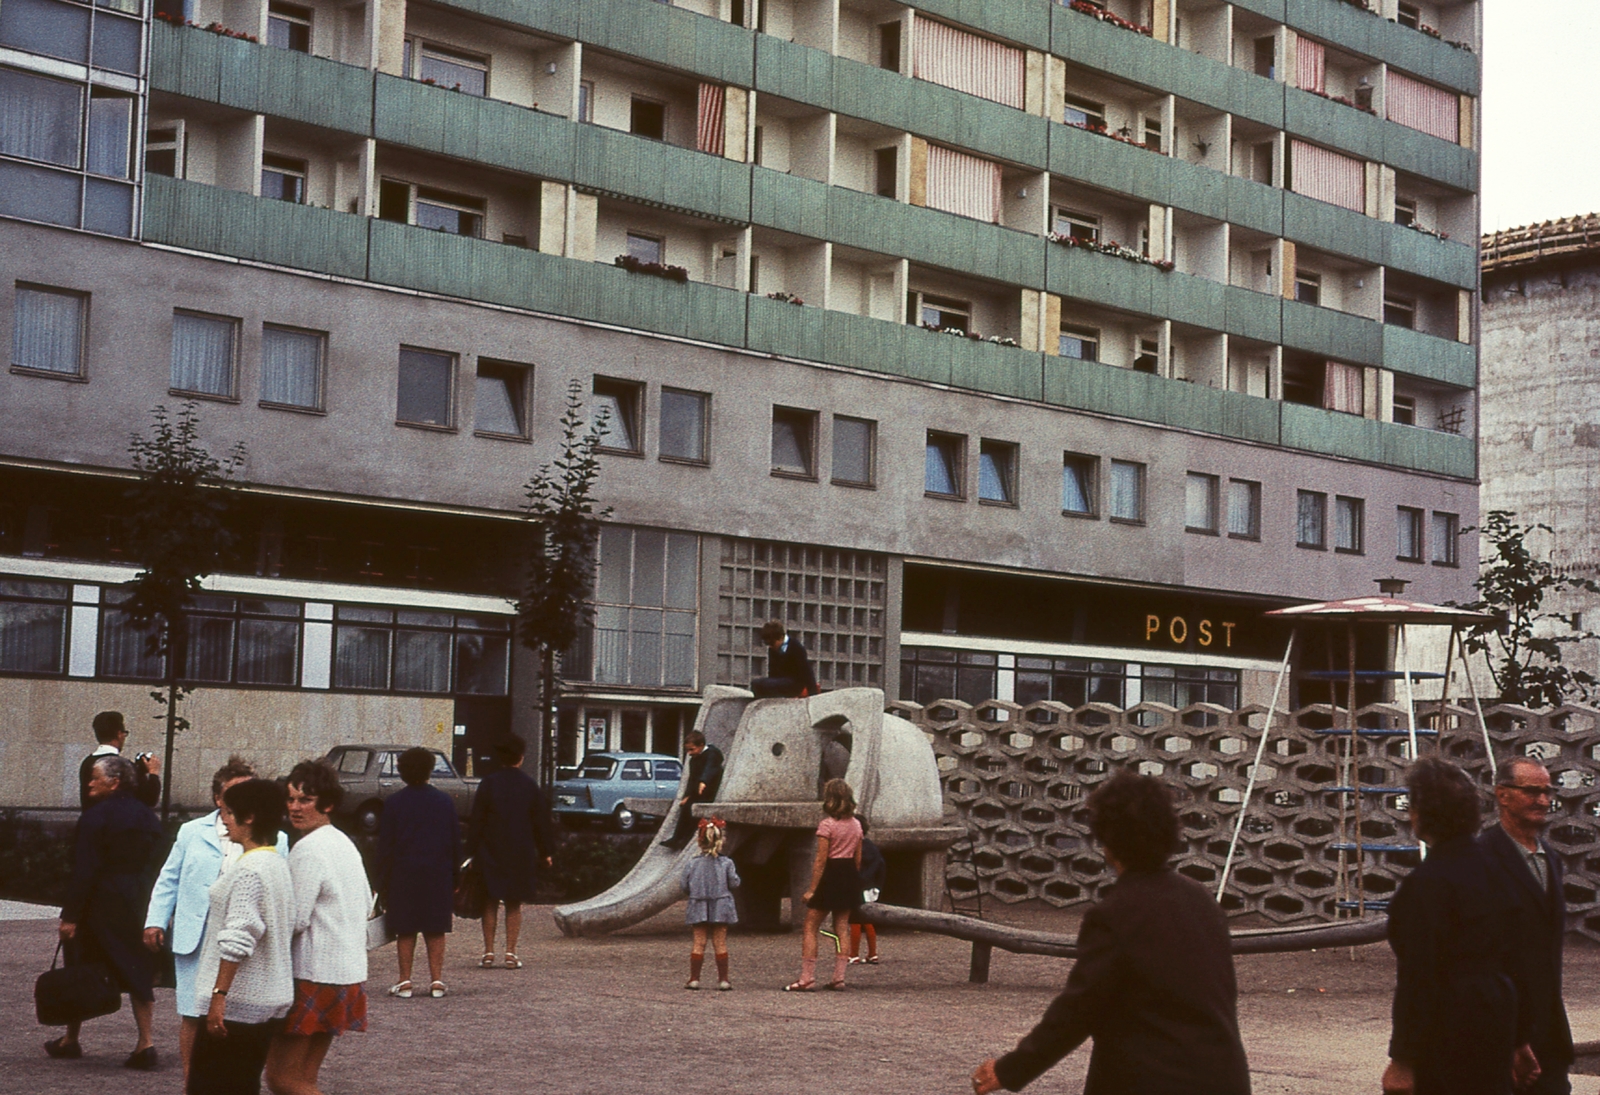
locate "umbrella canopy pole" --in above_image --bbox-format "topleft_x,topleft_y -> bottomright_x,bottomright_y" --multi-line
1399,624 -> 1425,861
1217,631 -> 1297,902
1458,627 -> 1496,781
1348,623 -> 1365,916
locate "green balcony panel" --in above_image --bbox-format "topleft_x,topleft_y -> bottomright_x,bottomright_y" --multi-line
1046,242 -> 1162,316
1382,128 -> 1476,194
753,35 -> 835,112
1228,0 -> 1287,22
1381,325 -> 1475,388
1158,270 -> 1227,331
1383,226 -> 1475,290
1284,88 -> 1384,163
1379,423 -> 1475,479
577,0 -> 754,87
1042,357 -> 1282,444
1283,0 -> 1478,97
750,168 -> 830,240
440,0 -> 578,42
574,125 -> 751,223
1279,402 -> 1474,477
150,20 -> 226,104
1049,122 -> 1171,208
1222,286 -> 1283,345
1282,191 -> 1384,268
910,0 -> 1053,52
1220,174 -> 1286,238
748,301 -> 947,385
374,75 -> 577,181
143,176 -> 369,280
1281,299 -> 1382,366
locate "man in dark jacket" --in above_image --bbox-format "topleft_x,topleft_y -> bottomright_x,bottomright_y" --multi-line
78,710 -> 161,810
750,620 -> 818,699
1478,757 -> 1572,1095
664,730 -> 724,850
972,772 -> 1250,1095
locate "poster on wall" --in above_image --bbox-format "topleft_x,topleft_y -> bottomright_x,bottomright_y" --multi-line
587,716 -> 608,752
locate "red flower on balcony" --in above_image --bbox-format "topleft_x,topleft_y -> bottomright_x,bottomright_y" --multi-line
614,254 -> 690,282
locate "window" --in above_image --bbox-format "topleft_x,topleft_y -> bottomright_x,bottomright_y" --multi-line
267,2 -> 311,51
261,153 -> 306,203
411,42 -> 488,96
474,359 -> 529,438
832,415 -> 875,486
659,387 -> 709,463
0,67 -> 82,167
1294,270 -> 1321,305
171,311 -> 238,398
912,293 -> 971,332
978,440 -> 1018,505
1335,496 -> 1363,553
0,578 -> 69,674
11,284 -> 85,376
592,377 -> 643,454
1254,36 -> 1275,79
184,595 -> 302,685
1227,479 -> 1261,539
145,124 -> 184,177
1134,338 -> 1159,374
570,526 -> 699,688
1142,116 -> 1162,153
86,89 -> 132,178
1296,490 -> 1326,548
625,232 -> 664,265
1064,94 -> 1106,129
771,406 -> 817,477
577,80 -> 594,122
925,431 -> 965,498
1431,512 -> 1459,566
878,21 -> 901,70
333,605 -> 510,693
397,347 -> 454,427
1053,207 -> 1100,243
1394,196 -> 1417,227
631,97 -> 665,140
1392,394 -> 1417,426
1397,3 -> 1421,29
1059,323 -> 1099,361
1383,294 -> 1416,329
379,180 -> 485,237
1185,472 -> 1218,533
1108,460 -> 1143,522
874,146 -> 898,198
1062,453 -> 1096,516
1397,506 -> 1424,561
260,325 -> 323,409
99,589 -> 164,680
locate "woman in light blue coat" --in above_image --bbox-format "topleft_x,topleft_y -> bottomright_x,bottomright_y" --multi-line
142,757 -> 285,1086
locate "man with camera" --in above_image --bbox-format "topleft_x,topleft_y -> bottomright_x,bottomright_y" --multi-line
78,711 -> 161,810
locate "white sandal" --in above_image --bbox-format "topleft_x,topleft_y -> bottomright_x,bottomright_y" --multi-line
387,980 -> 413,998
504,953 -> 523,970
429,981 -> 447,998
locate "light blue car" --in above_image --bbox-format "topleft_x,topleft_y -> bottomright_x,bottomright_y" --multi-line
553,751 -> 683,832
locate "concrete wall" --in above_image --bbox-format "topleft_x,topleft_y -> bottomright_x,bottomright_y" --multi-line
0,678 -> 452,810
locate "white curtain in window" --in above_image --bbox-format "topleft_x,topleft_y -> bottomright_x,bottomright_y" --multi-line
1386,71 -> 1459,142
925,440 -> 959,495
1323,362 -> 1365,414
333,626 -> 389,689
926,144 -> 1001,223
1296,37 -> 1326,94
100,610 -> 164,679
87,94 -> 132,177
393,630 -> 451,692
1290,140 -> 1365,212
171,313 -> 236,395
12,287 -> 82,373
1062,463 -> 1091,513
0,68 -> 82,167
913,18 -> 1024,108
1109,461 -> 1142,520
184,616 -> 235,682
696,83 -> 724,156
237,619 -> 298,685
262,327 -> 321,407
0,602 -> 66,673
592,604 -> 628,685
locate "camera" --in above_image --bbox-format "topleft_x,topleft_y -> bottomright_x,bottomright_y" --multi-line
135,751 -> 154,765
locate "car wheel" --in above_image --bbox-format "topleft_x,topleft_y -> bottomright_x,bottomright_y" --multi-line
613,805 -> 637,832
357,801 -> 383,835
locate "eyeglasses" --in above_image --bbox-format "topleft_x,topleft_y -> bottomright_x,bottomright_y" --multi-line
1501,784 -> 1554,799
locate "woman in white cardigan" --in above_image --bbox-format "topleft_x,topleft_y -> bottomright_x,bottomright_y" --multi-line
189,779 -> 294,1094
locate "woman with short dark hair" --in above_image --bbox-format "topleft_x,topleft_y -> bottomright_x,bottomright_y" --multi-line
972,771 -> 1250,1094
466,735 -> 556,969
377,748 -> 460,998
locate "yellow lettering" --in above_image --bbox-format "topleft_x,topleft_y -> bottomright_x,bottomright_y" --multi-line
1198,620 -> 1213,647
1222,621 -> 1235,648
1169,617 -> 1188,645
1145,614 -> 1161,641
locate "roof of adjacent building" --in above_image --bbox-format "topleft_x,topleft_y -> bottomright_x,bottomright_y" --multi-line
1482,214 -> 1600,275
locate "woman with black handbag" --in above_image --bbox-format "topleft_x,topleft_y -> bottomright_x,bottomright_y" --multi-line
45,754 -> 163,1068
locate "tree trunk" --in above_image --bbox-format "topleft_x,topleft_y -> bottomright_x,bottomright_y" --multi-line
540,646 -> 556,790
160,612 -> 186,823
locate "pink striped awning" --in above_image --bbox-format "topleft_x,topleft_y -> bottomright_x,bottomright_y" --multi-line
1296,37 -> 1325,95
926,144 -> 1001,223
1290,139 -> 1365,212
913,18 -> 1024,109
1387,71 -> 1459,142
1323,361 -> 1363,414
696,83 -> 725,156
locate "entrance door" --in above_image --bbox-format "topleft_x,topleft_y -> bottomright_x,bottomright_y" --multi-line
452,696 -> 511,778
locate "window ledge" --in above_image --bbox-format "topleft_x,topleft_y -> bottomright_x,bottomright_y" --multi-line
10,364 -> 86,382
597,446 -> 645,458
1185,526 -> 1220,536
395,419 -> 458,433
1431,559 -> 1459,569
1108,516 -> 1145,526
770,468 -> 818,482
473,428 -> 532,443
170,388 -> 239,404
260,400 -> 327,416
1227,532 -> 1260,542
924,491 -> 966,502
831,478 -> 876,490
1395,556 -> 1424,564
978,498 -> 1018,509
659,454 -> 710,467
1061,509 -> 1099,520
1335,547 -> 1365,556
1296,542 -> 1328,551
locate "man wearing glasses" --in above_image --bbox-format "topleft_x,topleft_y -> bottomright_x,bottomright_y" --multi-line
1480,757 -> 1572,1095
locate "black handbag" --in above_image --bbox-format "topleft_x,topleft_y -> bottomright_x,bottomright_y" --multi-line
453,858 -> 487,920
35,943 -> 122,1027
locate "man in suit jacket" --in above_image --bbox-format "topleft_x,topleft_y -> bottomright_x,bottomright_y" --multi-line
1479,757 -> 1573,1095
972,772 -> 1250,1095
79,711 -> 160,810
750,620 -> 819,699
664,730 -> 725,850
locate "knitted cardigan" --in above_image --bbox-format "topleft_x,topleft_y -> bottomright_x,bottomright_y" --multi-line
288,824 -> 371,986
191,849 -> 295,1024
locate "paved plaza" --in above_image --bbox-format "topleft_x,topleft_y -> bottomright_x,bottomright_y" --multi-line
4,903 -> 1600,1095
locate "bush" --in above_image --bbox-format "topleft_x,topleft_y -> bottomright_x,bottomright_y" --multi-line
547,832 -> 652,901
0,811 -> 74,906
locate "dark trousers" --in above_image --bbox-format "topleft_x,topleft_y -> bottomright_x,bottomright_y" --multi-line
669,799 -> 710,848
750,676 -> 803,699
188,1017 -> 281,1095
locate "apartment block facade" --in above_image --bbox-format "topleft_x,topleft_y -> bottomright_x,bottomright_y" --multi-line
0,0 -> 1481,808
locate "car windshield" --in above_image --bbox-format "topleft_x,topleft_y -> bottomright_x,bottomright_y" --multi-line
656,761 -> 681,781
579,757 -> 617,780
431,753 -> 455,777
621,759 -> 650,780
335,750 -> 369,775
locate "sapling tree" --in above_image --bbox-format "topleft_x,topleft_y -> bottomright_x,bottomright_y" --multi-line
516,380 -> 611,788
122,402 -> 245,820
1459,510 -> 1600,707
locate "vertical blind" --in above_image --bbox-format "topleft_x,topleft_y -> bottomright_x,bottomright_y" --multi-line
0,67 -> 82,167
1295,37 -> 1325,95
170,312 -> 236,396
696,83 -> 724,156
1386,72 -> 1459,142
1290,139 -> 1365,212
913,18 -> 1024,108
1323,362 -> 1365,414
12,286 -> 82,373
926,144 -> 1001,223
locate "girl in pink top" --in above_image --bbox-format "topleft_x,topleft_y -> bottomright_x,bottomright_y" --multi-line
784,779 -> 863,992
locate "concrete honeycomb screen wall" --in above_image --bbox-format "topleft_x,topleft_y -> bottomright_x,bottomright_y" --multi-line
894,698 -> 1600,939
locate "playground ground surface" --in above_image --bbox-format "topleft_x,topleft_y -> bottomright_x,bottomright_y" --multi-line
4,900 -> 1600,1095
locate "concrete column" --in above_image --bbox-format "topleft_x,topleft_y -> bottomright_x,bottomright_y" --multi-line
68,585 -> 98,678
538,180 -> 568,255
907,136 -> 928,206
374,0 -> 406,75
1278,239 -> 1297,299
1024,50 -> 1048,117
724,87 -> 749,162
356,137 -> 377,216
567,189 -> 598,261
1046,56 -> 1066,124
882,554 -> 904,701
302,603 -> 333,689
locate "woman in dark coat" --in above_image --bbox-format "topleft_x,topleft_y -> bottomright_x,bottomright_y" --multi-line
377,747 -> 461,999
47,754 -> 164,1067
1383,758 -> 1533,1095
466,734 -> 555,970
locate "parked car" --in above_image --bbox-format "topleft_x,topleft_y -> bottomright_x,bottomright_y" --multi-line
323,744 -> 479,834
553,752 -> 683,832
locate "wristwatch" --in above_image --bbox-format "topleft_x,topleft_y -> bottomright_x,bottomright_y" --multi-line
212,989 -> 228,996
